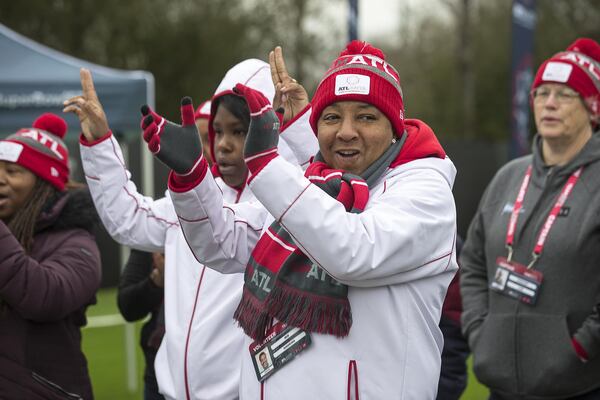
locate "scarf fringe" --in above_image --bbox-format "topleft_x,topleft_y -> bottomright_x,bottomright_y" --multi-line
234,287 -> 271,341
266,280 -> 352,337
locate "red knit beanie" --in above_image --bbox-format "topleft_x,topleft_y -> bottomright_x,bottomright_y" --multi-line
309,40 -> 405,137
532,38 -> 600,119
194,100 -> 211,120
0,113 -> 69,191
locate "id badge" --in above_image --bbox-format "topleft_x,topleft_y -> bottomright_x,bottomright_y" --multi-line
491,257 -> 544,305
249,322 -> 312,382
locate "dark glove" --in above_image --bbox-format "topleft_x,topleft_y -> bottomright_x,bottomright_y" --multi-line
233,84 -> 280,163
141,97 -> 203,175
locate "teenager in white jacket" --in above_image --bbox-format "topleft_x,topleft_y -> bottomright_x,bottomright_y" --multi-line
65,56 -> 316,400
142,41 -> 458,399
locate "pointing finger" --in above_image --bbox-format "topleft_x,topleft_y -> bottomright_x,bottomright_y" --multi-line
80,68 -> 100,102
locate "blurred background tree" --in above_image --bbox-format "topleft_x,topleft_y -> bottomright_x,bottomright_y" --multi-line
1,0 -> 598,139
0,0 -> 343,119
1,0 -> 598,230
376,0 -> 600,140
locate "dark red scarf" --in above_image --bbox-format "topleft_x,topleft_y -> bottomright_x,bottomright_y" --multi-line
234,119 -> 446,340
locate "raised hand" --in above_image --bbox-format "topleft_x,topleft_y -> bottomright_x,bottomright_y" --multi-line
63,68 -> 110,141
233,83 -> 280,164
140,97 -> 203,175
269,46 -> 309,123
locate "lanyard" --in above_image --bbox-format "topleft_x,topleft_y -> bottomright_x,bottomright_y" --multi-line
505,165 -> 583,268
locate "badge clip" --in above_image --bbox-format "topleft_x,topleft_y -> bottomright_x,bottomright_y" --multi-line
527,252 -> 540,270
506,245 -> 514,263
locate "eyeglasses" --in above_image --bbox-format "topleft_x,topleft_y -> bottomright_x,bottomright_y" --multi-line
531,87 -> 580,104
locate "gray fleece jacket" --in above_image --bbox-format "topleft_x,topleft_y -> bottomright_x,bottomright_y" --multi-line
460,132 -> 600,399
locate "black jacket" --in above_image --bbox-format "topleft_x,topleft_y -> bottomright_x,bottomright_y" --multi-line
117,249 -> 164,397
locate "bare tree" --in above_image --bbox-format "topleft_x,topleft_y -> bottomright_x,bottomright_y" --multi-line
441,0 -> 476,136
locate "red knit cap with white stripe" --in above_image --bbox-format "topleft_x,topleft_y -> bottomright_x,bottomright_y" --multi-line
309,40 -> 405,137
532,38 -> 600,120
0,113 -> 69,190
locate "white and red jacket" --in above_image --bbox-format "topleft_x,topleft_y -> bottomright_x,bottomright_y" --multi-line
79,59 -> 317,400
168,122 -> 459,399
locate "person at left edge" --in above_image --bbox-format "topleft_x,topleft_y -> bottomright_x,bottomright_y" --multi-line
0,113 -> 101,399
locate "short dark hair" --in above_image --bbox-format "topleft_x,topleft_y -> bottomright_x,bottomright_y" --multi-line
213,94 -> 250,131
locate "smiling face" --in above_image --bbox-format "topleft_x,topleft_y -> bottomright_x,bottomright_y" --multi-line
259,352 -> 269,368
212,103 -> 248,188
317,101 -> 394,175
0,160 -> 37,222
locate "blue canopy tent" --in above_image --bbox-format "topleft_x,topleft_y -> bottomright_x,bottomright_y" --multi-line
0,23 -> 158,288
0,23 -> 154,134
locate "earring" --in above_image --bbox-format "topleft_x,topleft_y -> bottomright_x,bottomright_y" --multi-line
392,138 -> 397,144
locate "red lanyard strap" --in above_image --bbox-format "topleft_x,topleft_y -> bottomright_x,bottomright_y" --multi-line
505,165 -> 583,267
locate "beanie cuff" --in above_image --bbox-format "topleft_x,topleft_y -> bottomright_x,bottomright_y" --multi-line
8,141 -> 68,190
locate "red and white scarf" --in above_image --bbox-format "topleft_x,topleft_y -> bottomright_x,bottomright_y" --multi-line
234,119 -> 446,340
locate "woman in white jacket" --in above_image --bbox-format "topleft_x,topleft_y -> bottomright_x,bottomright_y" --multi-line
64,54 -> 316,400
143,41 -> 458,400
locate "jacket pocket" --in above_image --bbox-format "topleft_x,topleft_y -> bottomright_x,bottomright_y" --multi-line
517,314 -> 593,397
471,313 -> 516,391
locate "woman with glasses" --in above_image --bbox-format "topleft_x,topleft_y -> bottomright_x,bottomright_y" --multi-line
460,38 -> 600,399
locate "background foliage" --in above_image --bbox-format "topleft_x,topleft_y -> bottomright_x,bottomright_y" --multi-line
1,0 -> 598,138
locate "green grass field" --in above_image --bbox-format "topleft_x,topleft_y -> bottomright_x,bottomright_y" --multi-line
83,288 -> 145,400
83,288 -> 489,399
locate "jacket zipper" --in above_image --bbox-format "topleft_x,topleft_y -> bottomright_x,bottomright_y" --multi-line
183,266 -> 207,400
515,166 -> 556,393
31,372 -> 83,399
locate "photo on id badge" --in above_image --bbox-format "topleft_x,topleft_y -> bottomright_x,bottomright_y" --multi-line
256,349 -> 274,376
492,267 -> 509,290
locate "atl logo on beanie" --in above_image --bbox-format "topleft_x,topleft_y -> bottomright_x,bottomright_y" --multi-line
557,52 -> 600,80
310,40 -> 406,137
332,54 -> 400,83
0,113 -> 70,191
335,74 -> 371,95
17,128 -> 66,160
532,38 -> 600,119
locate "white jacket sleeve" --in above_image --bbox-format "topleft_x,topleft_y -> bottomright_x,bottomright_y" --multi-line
168,113 -> 317,275
248,155 -> 458,287
278,106 -> 318,170
169,171 -> 268,274
79,134 -> 178,252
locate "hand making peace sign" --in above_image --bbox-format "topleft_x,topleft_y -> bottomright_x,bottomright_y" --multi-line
269,46 -> 309,124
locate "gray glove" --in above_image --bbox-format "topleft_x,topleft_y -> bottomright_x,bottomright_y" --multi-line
141,97 -> 203,175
